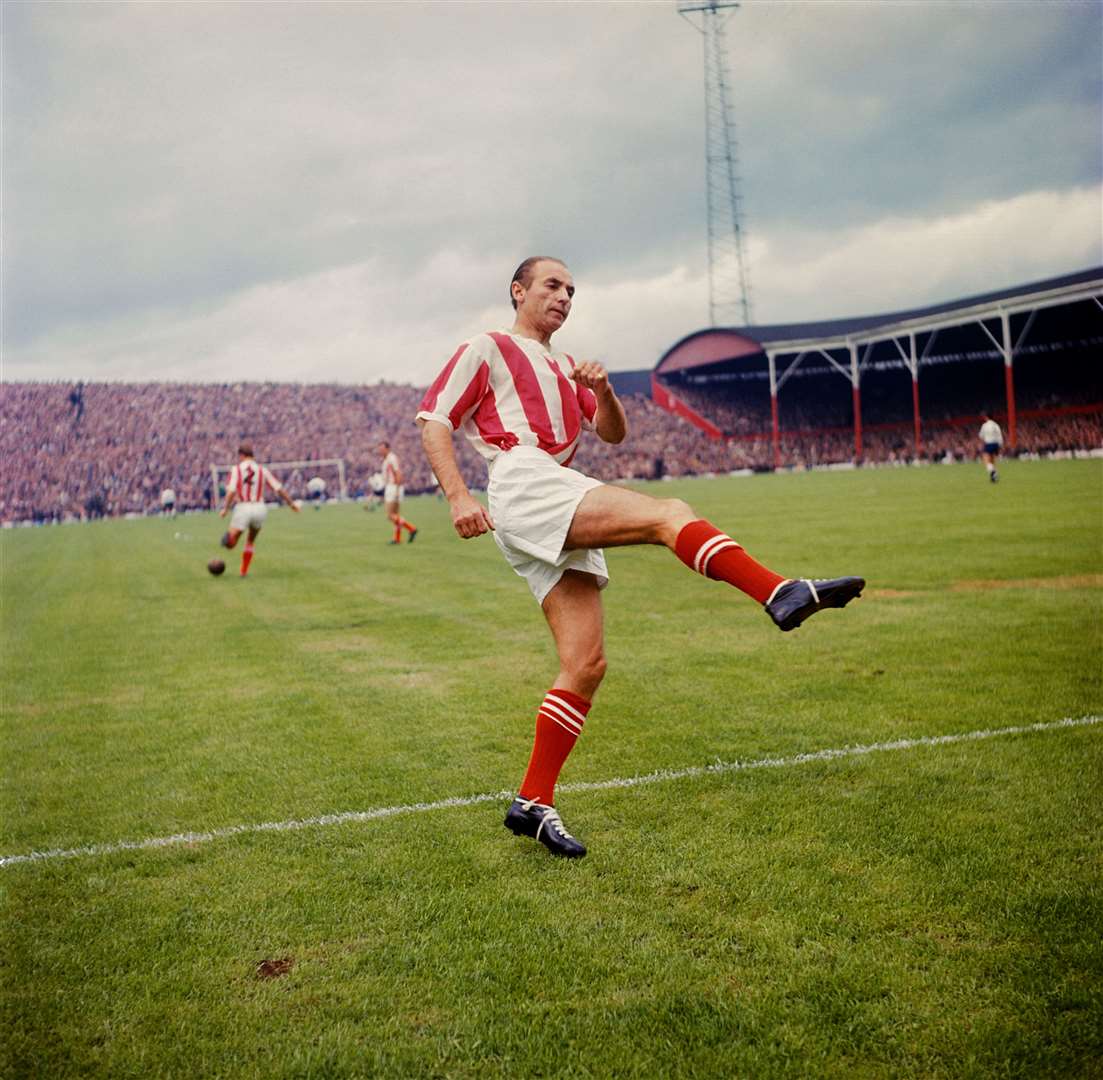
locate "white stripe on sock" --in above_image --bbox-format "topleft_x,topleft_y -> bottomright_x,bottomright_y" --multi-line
544,714 -> 583,738
700,540 -> 739,578
544,693 -> 588,727
541,701 -> 584,734
693,534 -> 733,575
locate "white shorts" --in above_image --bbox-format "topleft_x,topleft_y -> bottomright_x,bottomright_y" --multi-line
230,501 -> 268,533
384,483 -> 404,505
488,446 -> 608,605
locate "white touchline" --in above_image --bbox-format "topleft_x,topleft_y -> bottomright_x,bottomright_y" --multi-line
2,715 -> 1099,869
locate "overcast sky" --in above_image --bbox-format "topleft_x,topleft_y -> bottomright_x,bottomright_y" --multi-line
3,0 -> 1101,387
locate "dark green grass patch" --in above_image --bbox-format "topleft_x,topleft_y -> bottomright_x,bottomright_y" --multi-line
2,459 -> 1101,1078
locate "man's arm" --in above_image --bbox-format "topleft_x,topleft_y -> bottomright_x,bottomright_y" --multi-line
277,486 -> 301,512
418,419 -> 494,538
571,362 -> 627,444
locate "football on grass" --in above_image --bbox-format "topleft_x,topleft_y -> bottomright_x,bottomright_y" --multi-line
207,559 -> 226,576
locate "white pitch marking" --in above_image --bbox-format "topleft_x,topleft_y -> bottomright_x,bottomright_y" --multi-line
2,715 -> 1098,869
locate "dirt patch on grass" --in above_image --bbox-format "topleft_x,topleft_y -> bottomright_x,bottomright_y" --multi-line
866,588 -> 917,599
952,574 -> 1103,592
256,957 -> 294,980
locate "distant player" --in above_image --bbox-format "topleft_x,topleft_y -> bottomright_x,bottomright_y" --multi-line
379,440 -> 417,545
306,475 -> 327,508
219,444 -> 300,576
363,472 -> 384,512
160,487 -> 177,519
979,414 -> 1003,483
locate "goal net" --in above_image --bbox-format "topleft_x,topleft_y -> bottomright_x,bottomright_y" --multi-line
209,457 -> 347,508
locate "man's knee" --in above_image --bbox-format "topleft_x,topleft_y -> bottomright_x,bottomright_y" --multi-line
656,498 -> 696,544
664,498 -> 695,524
586,649 -> 608,687
567,647 -> 607,694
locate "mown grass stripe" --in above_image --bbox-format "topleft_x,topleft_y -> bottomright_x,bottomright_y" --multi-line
3,715 -> 1097,869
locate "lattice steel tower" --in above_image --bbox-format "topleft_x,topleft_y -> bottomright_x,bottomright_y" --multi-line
678,0 -> 753,326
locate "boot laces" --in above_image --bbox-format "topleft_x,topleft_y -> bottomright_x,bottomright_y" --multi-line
520,799 -> 575,841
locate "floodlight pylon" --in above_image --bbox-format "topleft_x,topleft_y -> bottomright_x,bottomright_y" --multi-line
679,0 -> 753,327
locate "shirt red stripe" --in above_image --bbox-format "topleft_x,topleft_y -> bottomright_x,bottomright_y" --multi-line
445,360 -> 491,431
549,358 -> 582,451
472,385 -> 519,451
419,343 -> 471,416
489,332 -> 558,451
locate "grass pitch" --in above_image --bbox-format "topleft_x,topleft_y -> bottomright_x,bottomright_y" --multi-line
2,458 -> 1101,1079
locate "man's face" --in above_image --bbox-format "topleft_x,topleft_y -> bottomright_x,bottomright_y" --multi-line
514,261 -> 574,334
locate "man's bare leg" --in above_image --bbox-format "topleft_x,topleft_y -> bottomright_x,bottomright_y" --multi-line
564,484 -> 694,550
541,569 -> 607,699
565,483 -> 863,631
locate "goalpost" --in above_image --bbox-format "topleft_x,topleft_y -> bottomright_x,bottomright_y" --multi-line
209,457 -> 348,508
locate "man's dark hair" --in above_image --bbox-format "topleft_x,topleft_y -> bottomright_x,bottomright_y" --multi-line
510,256 -> 565,310
238,443 -> 254,458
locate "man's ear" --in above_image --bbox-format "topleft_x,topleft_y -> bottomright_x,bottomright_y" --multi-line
511,280 -> 525,306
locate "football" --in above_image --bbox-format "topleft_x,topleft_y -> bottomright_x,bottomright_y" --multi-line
207,558 -> 226,576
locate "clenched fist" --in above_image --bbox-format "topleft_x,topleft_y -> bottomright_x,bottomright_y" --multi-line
569,361 -> 613,397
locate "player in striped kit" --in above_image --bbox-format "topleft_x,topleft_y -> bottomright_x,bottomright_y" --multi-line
417,257 -> 864,858
378,440 -> 417,544
219,444 -> 300,576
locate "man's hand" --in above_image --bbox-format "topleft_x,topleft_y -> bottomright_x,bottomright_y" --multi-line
219,507 -> 228,518
570,361 -> 614,397
571,360 -> 627,444
450,491 -> 495,539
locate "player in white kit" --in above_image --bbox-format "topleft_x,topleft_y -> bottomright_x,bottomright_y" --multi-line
218,444 -> 300,576
978,414 -> 1003,483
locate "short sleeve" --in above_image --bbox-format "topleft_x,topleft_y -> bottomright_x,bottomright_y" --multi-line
416,338 -> 491,431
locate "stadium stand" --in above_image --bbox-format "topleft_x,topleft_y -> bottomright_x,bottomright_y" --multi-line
652,267 -> 1103,467
2,270 -> 1098,524
1,377 -> 1098,524
0,381 -> 739,522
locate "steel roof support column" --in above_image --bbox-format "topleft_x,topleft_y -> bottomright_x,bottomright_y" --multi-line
849,341 -> 862,462
1000,310 -> 1017,449
767,350 -> 780,470
910,332 -> 922,458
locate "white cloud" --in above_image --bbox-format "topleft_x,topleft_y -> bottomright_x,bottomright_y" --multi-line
6,184 -> 1098,386
752,183 -> 1103,321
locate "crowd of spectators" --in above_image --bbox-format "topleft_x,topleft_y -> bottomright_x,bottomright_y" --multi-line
1,377 -> 1099,524
1,382 -> 729,521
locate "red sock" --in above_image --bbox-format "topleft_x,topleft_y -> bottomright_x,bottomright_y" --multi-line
517,688 -> 591,805
240,543 -> 254,576
401,518 -> 416,534
393,523 -> 402,542
674,519 -> 784,604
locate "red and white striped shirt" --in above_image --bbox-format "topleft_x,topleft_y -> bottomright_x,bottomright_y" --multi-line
416,331 -> 599,466
227,458 -> 283,503
382,451 -> 401,486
